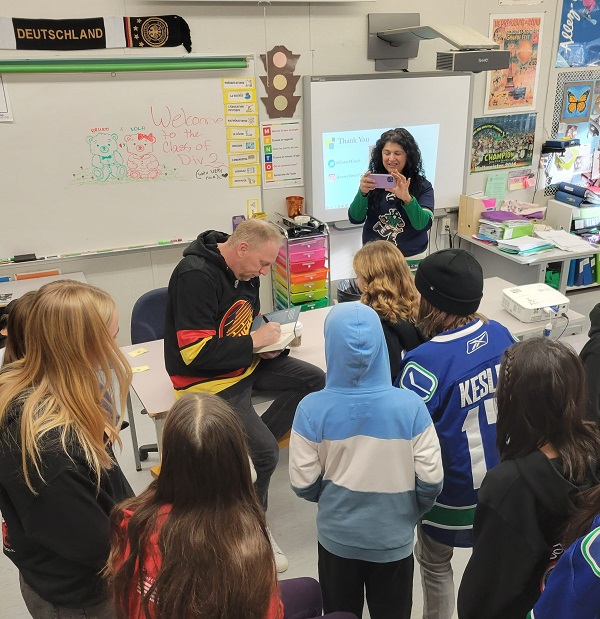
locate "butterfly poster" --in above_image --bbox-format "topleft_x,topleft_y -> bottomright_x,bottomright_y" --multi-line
561,81 -> 594,123
484,15 -> 543,115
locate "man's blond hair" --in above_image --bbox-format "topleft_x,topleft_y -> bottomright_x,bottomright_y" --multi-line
228,219 -> 283,248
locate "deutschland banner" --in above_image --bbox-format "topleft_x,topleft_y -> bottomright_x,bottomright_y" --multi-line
0,16 -> 192,52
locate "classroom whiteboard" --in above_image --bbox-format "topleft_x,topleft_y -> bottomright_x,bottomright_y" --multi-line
1,62 -> 260,258
303,72 -> 473,223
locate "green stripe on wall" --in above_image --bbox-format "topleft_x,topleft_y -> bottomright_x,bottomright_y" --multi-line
0,56 -> 249,73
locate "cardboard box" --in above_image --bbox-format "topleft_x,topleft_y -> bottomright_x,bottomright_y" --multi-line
458,195 -> 488,236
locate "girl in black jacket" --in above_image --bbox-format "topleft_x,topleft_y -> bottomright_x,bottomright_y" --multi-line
458,338 -> 600,619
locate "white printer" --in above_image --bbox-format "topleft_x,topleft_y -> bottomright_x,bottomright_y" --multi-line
502,283 -> 570,323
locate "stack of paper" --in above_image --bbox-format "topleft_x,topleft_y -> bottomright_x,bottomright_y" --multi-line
497,236 -> 556,255
535,229 -> 597,252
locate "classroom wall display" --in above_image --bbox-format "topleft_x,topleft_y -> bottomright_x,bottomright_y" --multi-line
0,60 -> 260,259
557,0 -> 600,67
561,81 -> 593,123
259,45 -> 300,119
303,72 -> 472,224
471,113 -> 536,173
484,15 -> 543,115
544,68 -> 600,195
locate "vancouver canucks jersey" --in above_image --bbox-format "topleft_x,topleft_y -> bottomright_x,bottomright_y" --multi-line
529,515 -> 600,619
396,319 -> 515,547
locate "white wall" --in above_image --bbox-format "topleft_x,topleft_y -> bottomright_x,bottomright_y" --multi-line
1,0 -> 561,343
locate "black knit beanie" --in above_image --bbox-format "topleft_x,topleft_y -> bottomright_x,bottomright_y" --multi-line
415,249 -> 483,316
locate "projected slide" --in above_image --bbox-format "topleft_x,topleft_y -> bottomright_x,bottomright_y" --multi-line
322,125 -> 440,211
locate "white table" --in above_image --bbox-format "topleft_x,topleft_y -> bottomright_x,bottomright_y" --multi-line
121,277 -> 584,458
459,235 -> 599,295
0,271 -> 87,307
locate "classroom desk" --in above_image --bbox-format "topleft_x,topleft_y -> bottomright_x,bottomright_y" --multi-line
121,277 -> 584,455
459,235 -> 599,295
0,271 -> 87,306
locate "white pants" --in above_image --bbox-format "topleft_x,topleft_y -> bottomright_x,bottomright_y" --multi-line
415,525 -> 455,619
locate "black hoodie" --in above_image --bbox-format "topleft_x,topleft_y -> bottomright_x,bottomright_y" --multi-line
458,451 -> 597,619
0,402 -> 133,607
164,230 -> 261,396
580,303 -> 600,422
380,316 -> 426,381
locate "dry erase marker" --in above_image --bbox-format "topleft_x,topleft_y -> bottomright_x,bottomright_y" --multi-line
39,255 -> 60,260
158,238 -> 183,244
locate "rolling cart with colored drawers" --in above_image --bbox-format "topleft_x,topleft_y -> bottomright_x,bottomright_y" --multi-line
270,215 -> 331,312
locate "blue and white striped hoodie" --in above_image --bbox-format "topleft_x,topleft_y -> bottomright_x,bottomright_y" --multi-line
289,302 -> 443,562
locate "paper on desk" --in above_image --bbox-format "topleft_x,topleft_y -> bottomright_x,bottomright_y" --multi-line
128,347 -> 149,357
497,235 -> 555,252
0,293 -> 13,303
535,230 -> 597,252
131,365 -> 150,373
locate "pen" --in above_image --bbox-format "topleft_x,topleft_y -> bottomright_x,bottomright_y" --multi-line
262,315 -> 269,324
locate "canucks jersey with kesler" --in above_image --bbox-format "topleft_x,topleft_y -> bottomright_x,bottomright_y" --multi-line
396,319 -> 516,547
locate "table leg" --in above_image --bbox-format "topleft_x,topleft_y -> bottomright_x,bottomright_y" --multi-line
126,391 -> 142,472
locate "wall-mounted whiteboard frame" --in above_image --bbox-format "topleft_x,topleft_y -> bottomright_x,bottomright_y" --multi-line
1,56 -> 260,259
303,72 -> 473,224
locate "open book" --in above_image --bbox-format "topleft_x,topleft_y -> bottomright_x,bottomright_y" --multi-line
251,307 -> 300,354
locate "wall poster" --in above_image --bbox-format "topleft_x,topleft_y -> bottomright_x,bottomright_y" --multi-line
485,14 -> 543,114
471,113 -> 536,173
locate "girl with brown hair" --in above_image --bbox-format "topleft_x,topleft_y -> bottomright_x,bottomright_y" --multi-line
107,392 -> 356,619
353,240 -> 424,380
0,280 -> 133,618
458,338 -> 600,619
1,290 -> 36,365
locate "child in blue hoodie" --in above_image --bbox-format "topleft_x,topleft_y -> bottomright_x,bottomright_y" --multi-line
289,302 -> 443,619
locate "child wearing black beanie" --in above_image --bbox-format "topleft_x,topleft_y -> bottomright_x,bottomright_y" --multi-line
394,248 -> 515,619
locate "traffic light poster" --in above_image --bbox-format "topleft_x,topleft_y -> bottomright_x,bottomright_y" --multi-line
484,14 -> 543,115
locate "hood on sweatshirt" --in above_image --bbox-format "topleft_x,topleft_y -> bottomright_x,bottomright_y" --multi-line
183,230 -> 231,274
588,303 -> 600,339
324,302 -> 391,391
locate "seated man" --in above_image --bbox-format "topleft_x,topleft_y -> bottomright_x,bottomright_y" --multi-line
164,219 -> 325,572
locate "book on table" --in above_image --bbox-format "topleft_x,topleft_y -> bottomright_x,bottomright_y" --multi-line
251,307 -> 300,353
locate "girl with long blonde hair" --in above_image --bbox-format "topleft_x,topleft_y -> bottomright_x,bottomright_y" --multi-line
0,280 -> 133,618
353,240 -> 424,380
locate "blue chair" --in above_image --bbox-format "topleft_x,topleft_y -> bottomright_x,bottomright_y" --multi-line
131,288 -> 169,345
130,287 -> 169,463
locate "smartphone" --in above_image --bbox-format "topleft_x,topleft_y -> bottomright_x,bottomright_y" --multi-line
370,173 -> 395,189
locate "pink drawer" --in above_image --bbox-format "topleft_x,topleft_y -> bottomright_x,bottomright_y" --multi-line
279,246 -> 327,264
276,257 -> 327,274
287,237 -> 326,252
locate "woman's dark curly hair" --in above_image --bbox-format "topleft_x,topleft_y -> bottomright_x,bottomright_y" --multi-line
369,128 -> 425,193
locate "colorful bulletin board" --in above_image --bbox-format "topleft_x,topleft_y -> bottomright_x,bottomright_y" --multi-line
545,68 -> 600,194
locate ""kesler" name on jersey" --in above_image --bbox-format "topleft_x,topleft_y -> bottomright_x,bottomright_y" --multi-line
459,363 -> 501,408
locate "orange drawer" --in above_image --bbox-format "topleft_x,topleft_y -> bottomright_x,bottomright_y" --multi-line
274,271 -> 327,294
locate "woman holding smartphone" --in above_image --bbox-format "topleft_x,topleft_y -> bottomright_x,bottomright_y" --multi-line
348,127 -> 434,258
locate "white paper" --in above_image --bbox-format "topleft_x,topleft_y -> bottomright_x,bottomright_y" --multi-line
535,229 -> 597,251
0,74 -> 13,122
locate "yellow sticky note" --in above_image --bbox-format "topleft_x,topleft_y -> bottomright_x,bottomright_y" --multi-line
131,365 -> 150,373
128,348 -> 149,357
